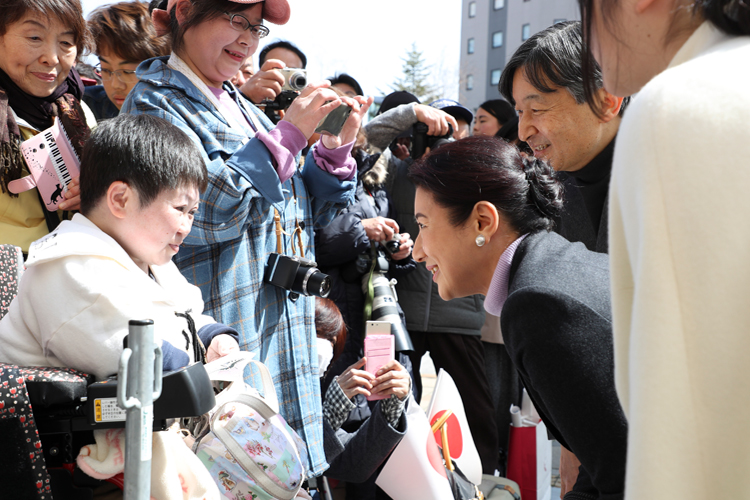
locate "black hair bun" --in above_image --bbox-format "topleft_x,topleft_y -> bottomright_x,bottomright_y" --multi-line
521,154 -> 565,220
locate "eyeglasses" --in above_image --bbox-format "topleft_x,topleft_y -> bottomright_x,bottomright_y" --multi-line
95,64 -> 138,84
224,12 -> 269,38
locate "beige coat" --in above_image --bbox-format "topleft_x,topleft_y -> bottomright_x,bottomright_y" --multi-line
609,22 -> 750,499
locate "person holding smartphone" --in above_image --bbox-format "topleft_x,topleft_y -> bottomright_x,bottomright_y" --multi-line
315,297 -> 411,483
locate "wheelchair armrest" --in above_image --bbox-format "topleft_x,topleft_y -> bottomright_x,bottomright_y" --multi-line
22,366 -> 93,409
85,362 -> 215,427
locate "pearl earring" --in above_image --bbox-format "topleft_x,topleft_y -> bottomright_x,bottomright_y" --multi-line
475,235 -> 486,247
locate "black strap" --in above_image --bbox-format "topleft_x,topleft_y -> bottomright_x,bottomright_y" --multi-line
175,310 -> 205,364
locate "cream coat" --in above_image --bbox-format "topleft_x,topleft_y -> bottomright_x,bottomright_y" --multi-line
0,214 -> 214,380
609,22 -> 750,499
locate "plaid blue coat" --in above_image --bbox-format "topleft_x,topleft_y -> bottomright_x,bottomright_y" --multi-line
122,57 -> 355,476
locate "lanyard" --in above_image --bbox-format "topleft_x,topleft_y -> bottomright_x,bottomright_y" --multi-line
167,53 -> 263,137
274,182 -> 305,258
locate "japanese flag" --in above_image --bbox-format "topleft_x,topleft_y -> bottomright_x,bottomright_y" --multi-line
376,398 -> 454,500
426,369 -> 483,485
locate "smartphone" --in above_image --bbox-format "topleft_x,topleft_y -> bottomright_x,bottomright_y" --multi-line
364,334 -> 395,401
365,320 -> 391,336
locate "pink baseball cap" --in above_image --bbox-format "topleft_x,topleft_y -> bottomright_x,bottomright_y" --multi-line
152,0 -> 290,36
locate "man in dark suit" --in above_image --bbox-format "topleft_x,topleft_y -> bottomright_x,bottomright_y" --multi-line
499,21 -> 626,253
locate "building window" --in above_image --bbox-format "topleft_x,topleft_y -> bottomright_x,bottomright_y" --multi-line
492,31 -> 504,48
490,70 -> 502,86
494,0 -> 505,9
466,75 -> 474,91
522,23 -> 531,40
469,1 -> 476,17
468,38 -> 475,54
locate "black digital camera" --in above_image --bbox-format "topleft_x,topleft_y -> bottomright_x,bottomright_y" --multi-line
411,122 -> 454,159
264,253 -> 331,298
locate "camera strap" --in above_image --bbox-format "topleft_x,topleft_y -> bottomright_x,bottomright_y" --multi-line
273,181 -> 305,258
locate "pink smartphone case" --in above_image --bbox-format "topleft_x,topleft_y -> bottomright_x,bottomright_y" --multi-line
364,334 -> 395,401
8,118 -> 80,212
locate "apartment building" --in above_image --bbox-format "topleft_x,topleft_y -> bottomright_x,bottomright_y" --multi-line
458,0 -> 580,112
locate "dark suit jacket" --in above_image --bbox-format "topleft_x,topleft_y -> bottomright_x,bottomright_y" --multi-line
501,231 -> 627,500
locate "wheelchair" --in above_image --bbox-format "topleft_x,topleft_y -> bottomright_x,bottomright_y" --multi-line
0,360 -> 215,499
0,244 -> 217,499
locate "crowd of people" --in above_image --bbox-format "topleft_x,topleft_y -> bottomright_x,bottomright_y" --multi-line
0,0 -> 748,498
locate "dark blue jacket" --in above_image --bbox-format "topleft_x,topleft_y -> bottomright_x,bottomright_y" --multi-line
82,85 -> 119,121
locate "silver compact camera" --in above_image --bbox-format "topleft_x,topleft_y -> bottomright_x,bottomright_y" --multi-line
280,68 -> 307,92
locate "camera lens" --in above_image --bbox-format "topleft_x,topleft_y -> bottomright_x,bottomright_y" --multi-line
310,272 -> 332,298
293,265 -> 331,298
290,72 -> 307,91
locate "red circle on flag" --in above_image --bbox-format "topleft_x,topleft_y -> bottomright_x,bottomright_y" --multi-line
430,410 -> 464,459
426,429 -> 448,478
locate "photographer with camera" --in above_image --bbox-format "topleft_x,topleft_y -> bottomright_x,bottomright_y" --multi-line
240,40 -> 307,123
132,0 -> 373,478
364,91 -> 500,475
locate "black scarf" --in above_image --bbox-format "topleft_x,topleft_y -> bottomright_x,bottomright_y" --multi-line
0,67 -> 84,131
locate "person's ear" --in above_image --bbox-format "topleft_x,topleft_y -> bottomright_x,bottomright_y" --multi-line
174,0 -> 191,25
106,181 -> 133,220
473,201 -> 500,243
595,89 -> 625,123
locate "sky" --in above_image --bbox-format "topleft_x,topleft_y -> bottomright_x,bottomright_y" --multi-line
80,0 -> 462,101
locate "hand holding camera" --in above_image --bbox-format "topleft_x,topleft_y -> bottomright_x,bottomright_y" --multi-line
414,104 -> 458,137
239,58 -> 286,104
362,216 -> 399,243
387,233 -> 413,261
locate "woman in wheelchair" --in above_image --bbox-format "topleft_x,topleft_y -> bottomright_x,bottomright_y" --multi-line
0,114 -> 241,499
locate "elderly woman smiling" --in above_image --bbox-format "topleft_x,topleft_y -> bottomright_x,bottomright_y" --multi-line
410,136 -> 628,500
0,0 -> 95,253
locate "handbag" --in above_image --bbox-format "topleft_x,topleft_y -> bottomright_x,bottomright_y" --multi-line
190,359 -> 308,500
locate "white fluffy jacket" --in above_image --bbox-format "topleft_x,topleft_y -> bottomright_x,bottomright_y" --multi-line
0,214 -> 214,380
609,22 -> 750,499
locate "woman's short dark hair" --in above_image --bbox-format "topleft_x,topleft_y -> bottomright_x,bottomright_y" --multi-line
578,0 -> 749,110
168,0 -> 250,54
479,99 -> 517,127
0,0 -> 90,55
408,136 -> 565,235
259,40 -> 307,69
89,1 -> 170,62
79,114 -> 207,214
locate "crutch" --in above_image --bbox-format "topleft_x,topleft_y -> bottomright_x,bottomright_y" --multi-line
117,319 -> 163,500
